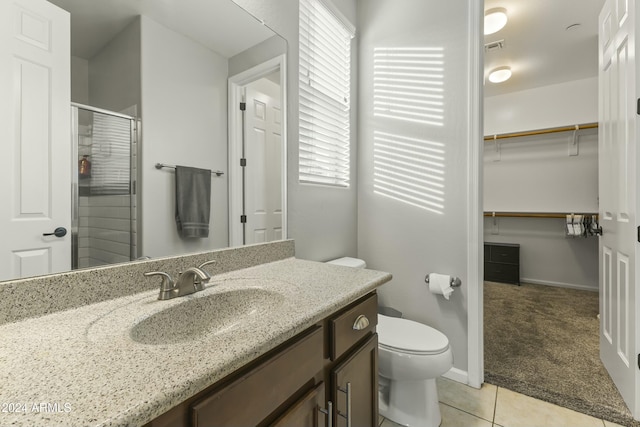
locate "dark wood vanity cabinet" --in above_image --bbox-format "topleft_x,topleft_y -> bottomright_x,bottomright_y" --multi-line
144,292 -> 378,427
331,334 -> 378,427
271,382 -> 327,427
191,326 -> 324,427
328,293 -> 379,427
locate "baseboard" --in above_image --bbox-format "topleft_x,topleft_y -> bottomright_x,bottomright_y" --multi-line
442,367 -> 469,385
520,277 -> 598,292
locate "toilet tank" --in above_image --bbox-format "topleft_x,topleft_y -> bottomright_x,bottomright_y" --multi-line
326,257 -> 366,269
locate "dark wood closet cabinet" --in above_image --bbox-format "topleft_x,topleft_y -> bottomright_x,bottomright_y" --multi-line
484,242 -> 520,285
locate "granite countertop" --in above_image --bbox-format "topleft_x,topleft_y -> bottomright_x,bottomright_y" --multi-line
0,257 -> 392,427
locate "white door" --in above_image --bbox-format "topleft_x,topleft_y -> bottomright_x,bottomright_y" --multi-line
244,79 -> 283,244
598,0 -> 640,418
0,0 -> 70,281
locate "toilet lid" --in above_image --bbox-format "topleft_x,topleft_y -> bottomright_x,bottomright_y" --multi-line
378,314 -> 449,354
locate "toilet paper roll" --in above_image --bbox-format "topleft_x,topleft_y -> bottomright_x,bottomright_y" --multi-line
428,273 -> 454,300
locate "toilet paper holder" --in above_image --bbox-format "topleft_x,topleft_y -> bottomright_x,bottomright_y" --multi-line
424,274 -> 462,288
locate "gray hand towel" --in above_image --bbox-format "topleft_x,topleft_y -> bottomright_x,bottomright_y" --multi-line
175,166 -> 211,238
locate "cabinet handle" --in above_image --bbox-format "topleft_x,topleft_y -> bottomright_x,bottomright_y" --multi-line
352,315 -> 369,330
337,382 -> 352,427
318,400 -> 333,427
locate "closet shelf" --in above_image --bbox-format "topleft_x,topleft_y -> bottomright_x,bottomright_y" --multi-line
484,212 -> 598,219
484,122 -> 598,141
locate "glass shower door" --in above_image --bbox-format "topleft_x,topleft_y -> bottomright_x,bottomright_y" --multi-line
71,104 -> 137,269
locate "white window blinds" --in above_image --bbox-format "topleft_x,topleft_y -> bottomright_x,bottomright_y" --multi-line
299,0 -> 353,187
90,113 -> 132,195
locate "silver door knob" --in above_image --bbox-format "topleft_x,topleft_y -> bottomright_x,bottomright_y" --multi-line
42,227 -> 67,238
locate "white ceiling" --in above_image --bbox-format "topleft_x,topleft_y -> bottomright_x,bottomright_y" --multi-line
50,0 -> 603,97
47,0 -> 277,59
483,0 -> 605,97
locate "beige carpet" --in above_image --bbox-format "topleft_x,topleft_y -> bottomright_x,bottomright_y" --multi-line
484,281 -> 639,427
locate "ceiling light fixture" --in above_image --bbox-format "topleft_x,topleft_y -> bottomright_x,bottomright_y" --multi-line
484,7 -> 508,35
488,66 -> 512,83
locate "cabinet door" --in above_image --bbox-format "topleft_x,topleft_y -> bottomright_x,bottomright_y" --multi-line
331,334 -> 378,427
191,326 -> 323,427
270,382 -> 326,427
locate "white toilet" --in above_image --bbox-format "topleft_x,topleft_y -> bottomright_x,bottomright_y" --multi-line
327,257 -> 454,427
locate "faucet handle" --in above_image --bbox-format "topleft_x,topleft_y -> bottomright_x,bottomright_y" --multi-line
143,271 -> 174,291
198,259 -> 217,270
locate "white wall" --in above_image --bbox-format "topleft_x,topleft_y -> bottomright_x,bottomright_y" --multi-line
485,217 -> 598,290
71,56 -> 89,104
357,0 -> 480,379
232,0 -> 359,261
140,16 -> 229,257
485,77 -> 597,136
484,131 -> 599,213
228,35 -> 286,77
88,18 -> 141,113
484,79 -> 599,290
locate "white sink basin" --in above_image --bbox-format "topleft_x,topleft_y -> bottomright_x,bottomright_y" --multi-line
129,287 -> 284,345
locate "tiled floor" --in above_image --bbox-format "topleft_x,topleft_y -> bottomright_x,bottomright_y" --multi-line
378,377 -> 626,427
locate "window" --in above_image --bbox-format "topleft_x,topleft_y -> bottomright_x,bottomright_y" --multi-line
299,0 -> 354,187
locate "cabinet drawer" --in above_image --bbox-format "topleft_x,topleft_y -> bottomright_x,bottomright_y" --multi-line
330,293 -> 378,361
489,245 -> 519,264
485,262 -> 519,284
191,326 -> 323,427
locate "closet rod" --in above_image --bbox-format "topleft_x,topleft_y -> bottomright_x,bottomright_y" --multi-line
483,122 -> 598,141
484,212 -> 598,219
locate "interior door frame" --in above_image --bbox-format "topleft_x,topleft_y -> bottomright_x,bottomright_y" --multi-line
468,0 -> 484,389
228,54 -> 287,247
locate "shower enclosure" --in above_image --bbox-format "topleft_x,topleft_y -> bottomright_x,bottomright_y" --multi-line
71,103 -> 138,269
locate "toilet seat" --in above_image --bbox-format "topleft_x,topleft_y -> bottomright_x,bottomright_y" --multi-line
378,314 -> 449,355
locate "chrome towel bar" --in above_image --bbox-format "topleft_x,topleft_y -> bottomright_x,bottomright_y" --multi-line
155,163 -> 224,176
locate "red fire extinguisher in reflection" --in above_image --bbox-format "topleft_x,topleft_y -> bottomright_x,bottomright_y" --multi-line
79,155 -> 91,178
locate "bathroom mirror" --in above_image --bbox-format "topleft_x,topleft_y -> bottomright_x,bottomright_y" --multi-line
0,0 -> 287,282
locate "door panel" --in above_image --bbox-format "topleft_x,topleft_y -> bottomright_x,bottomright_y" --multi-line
598,0 -> 638,417
617,0 -> 629,26
616,35 -> 630,221
603,246 -> 613,344
245,79 -> 282,245
0,0 -> 70,281
617,252 -> 630,365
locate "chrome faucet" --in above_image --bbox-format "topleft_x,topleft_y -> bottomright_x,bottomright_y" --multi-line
176,266 -> 210,294
144,260 -> 216,300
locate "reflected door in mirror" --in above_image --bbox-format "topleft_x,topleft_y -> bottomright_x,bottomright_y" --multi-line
0,0 -> 71,281
245,78 -> 283,244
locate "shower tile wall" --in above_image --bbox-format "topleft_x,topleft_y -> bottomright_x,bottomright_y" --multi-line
78,195 -> 136,268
